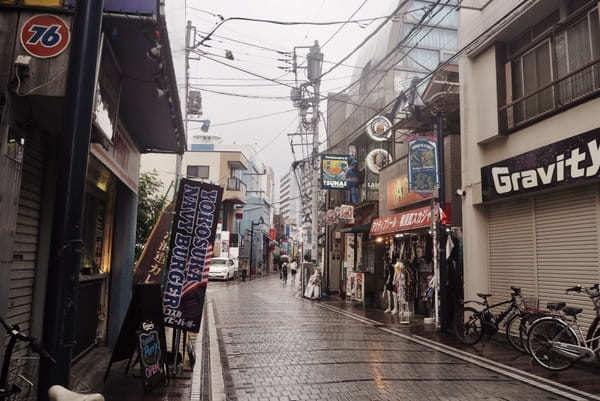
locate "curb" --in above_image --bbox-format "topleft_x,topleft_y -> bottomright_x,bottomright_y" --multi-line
191,302 -> 226,401
317,302 -> 600,401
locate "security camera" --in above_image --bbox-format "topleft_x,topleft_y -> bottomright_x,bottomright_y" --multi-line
456,188 -> 465,197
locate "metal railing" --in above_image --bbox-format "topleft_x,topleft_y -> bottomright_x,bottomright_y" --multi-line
499,58 -> 600,133
226,177 -> 246,196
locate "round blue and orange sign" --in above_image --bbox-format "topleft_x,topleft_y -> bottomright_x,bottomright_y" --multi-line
20,14 -> 71,59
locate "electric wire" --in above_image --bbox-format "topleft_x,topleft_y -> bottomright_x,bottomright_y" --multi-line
193,13 -> 407,50
322,0 -> 532,154
189,109 -> 296,129
322,0 -> 369,48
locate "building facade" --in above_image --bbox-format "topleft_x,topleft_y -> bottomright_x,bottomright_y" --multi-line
0,0 -> 184,390
459,0 -> 600,329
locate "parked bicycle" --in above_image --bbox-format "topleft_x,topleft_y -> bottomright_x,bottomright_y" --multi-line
454,286 -> 533,352
527,284 -> 600,371
0,316 -> 104,401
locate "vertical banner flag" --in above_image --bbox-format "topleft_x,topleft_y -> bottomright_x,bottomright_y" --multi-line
163,178 -> 223,332
133,203 -> 173,285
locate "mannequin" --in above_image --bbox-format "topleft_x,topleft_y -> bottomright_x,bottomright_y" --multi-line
383,261 -> 394,313
391,261 -> 405,315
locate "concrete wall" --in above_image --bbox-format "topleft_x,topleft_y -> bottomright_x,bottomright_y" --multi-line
458,0 -> 600,300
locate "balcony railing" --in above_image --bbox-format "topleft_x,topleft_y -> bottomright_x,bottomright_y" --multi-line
227,177 -> 246,195
499,58 -> 600,134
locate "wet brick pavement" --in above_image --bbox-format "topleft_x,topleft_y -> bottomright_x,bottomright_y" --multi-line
207,275 -> 570,401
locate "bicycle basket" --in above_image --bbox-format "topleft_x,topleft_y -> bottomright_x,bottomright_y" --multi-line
6,356 -> 39,401
523,296 -> 539,311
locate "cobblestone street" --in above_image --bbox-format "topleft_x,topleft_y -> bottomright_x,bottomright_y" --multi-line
205,276 -> 574,401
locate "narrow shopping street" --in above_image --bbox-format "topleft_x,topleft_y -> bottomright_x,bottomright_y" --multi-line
203,276 -> 571,401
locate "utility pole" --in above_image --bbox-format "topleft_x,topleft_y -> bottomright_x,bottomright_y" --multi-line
39,0 -> 104,397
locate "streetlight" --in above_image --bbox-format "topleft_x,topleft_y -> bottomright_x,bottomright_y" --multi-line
249,216 -> 265,279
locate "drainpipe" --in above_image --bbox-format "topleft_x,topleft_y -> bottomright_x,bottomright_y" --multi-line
38,1 -> 104,398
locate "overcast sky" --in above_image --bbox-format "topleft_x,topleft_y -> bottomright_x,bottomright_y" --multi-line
165,1 -> 393,192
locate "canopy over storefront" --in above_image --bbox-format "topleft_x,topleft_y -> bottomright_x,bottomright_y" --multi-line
369,205 -> 432,237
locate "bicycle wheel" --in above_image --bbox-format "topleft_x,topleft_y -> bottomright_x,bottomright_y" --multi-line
454,306 -> 483,345
506,314 -> 527,353
520,312 -> 546,355
528,318 -> 578,371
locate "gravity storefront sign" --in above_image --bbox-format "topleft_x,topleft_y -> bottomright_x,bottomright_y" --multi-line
163,178 -> 223,333
408,136 -> 438,192
321,154 -> 350,190
481,128 -> 600,202
370,205 -> 432,236
366,115 -> 392,141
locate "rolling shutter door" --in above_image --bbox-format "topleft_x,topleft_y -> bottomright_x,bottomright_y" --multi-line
535,185 -> 599,330
488,200 -> 536,307
9,133 -> 46,349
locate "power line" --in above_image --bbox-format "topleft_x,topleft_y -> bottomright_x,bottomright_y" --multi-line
323,0 -> 531,155
190,109 -> 297,129
315,0 -> 410,81
322,0 -> 368,48
196,87 -> 291,100
193,13 -> 402,49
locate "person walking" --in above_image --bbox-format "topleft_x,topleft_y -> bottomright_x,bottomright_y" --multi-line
281,260 -> 288,284
290,259 -> 297,285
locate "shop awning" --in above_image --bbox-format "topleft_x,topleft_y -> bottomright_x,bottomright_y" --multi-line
103,14 -> 186,153
339,223 -> 371,234
369,205 -> 432,237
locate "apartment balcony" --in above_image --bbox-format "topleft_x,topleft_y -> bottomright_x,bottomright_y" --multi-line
223,177 -> 247,204
500,58 -> 600,134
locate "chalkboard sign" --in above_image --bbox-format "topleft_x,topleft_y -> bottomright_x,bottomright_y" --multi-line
137,324 -> 164,391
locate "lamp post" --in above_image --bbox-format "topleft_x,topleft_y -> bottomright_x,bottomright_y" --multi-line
249,216 -> 265,279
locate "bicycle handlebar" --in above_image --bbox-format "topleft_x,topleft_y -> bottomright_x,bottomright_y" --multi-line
0,316 -> 55,363
565,284 -> 600,294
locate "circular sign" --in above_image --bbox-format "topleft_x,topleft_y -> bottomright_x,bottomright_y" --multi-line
366,115 -> 392,141
20,15 -> 71,59
366,148 -> 392,174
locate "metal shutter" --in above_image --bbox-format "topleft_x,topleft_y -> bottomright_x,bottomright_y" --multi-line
9,133 -> 46,347
488,199 -> 536,308
535,185 -> 599,330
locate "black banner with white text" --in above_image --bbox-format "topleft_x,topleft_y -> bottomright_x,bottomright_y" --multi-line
162,179 -> 223,332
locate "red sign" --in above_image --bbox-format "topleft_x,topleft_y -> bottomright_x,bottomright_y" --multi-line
20,15 -> 71,59
370,206 -> 432,236
269,229 -> 276,240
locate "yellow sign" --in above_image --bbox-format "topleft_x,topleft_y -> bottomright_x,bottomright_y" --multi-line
25,0 -> 63,5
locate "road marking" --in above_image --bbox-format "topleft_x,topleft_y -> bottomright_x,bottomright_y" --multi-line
317,302 -> 600,401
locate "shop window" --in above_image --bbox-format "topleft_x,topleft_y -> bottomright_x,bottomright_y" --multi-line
5,127 -> 25,163
187,165 -> 209,179
92,36 -> 121,144
82,191 -> 107,275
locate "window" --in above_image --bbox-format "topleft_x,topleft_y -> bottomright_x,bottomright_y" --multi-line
502,7 -> 600,131
187,165 -> 209,179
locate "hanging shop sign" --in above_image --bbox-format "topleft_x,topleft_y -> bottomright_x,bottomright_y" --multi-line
133,203 -> 173,285
366,115 -> 393,141
326,210 -> 336,225
408,136 -> 438,192
321,154 -> 350,190
386,157 -> 433,210
163,178 -> 223,333
20,14 -> 71,59
366,149 -> 392,174
344,234 -> 362,269
269,229 -> 276,240
370,205 -> 432,236
481,128 -> 600,202
338,204 -> 354,221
